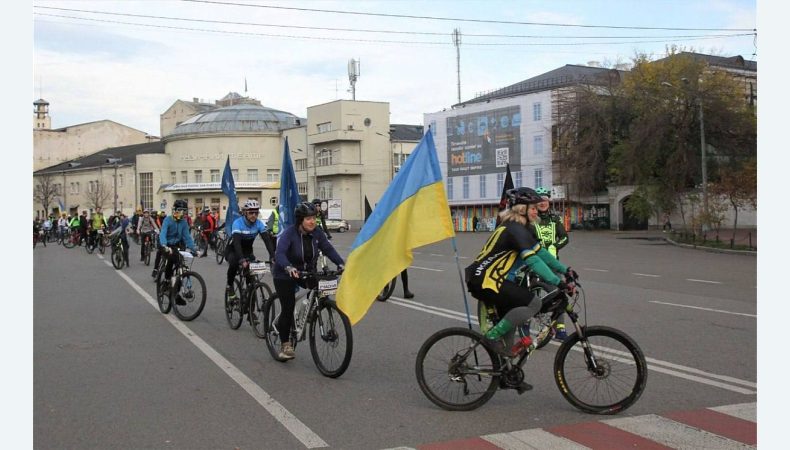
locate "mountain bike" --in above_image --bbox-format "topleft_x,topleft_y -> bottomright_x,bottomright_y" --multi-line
194,225 -> 210,257
110,231 -> 126,270
215,230 -> 229,265
224,259 -> 273,337
415,277 -> 648,414
262,268 -> 353,378
140,231 -> 157,266
155,249 -> 207,321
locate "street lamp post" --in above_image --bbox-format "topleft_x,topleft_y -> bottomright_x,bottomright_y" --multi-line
99,154 -> 122,212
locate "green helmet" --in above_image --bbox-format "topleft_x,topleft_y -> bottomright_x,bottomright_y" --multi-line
535,187 -> 551,197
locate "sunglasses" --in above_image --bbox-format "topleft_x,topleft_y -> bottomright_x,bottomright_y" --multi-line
246,210 -> 260,215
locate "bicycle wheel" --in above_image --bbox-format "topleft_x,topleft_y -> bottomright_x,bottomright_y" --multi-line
85,237 -> 95,254
309,300 -> 353,378
42,234 -> 47,247
224,279 -> 243,329
554,326 -> 648,415
376,277 -> 397,302
529,312 -> 556,350
111,246 -> 124,270
156,278 -> 172,314
143,242 -> 151,266
415,327 -> 501,411
215,239 -> 226,264
249,282 -> 273,339
98,236 -> 107,254
172,271 -> 207,321
63,233 -> 76,249
196,235 -> 208,257
262,294 -> 290,362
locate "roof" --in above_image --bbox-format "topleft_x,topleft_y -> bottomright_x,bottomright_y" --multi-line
34,98 -> 49,105
654,52 -> 757,72
34,141 -> 165,175
168,104 -> 300,136
390,124 -> 424,141
38,119 -> 149,136
455,64 -> 624,107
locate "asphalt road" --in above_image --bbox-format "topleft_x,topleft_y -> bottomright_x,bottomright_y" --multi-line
33,230 -> 756,449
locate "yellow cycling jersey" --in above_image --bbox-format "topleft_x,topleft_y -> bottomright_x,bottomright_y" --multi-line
464,222 -> 541,294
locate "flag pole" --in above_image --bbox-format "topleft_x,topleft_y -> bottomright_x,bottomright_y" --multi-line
450,236 -> 474,330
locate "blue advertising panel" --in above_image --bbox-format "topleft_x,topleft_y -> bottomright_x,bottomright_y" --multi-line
446,106 -> 521,176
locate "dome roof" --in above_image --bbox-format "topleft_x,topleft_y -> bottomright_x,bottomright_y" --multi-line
169,104 -> 301,136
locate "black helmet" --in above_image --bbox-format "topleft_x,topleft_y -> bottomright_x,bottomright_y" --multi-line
173,199 -> 188,211
294,202 -> 318,221
506,187 -> 542,207
311,198 -> 322,206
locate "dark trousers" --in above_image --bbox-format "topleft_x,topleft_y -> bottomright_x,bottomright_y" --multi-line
470,280 -> 537,319
273,277 -> 307,343
226,249 -> 254,287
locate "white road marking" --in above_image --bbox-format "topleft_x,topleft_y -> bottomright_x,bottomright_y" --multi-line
686,278 -> 722,284
408,266 -> 444,272
429,253 -> 444,257
604,414 -> 752,448
632,273 -> 661,277
650,301 -> 756,318
584,268 -> 609,272
710,402 -> 757,421
385,297 -> 756,395
105,258 -> 329,448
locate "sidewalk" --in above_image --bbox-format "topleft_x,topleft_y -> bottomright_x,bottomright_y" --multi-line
609,228 -> 757,254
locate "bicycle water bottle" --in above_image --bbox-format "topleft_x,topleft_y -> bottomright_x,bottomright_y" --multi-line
510,336 -> 534,355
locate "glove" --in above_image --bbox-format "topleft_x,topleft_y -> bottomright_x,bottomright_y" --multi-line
337,264 -> 345,274
241,259 -> 250,269
565,267 -> 579,281
164,246 -> 173,254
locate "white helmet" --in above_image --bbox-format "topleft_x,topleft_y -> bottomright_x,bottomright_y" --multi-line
242,199 -> 260,211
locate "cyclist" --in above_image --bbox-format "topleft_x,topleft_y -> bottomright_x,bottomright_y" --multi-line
42,216 -> 53,241
198,206 -> 217,257
136,208 -> 159,262
311,198 -> 332,240
89,207 -> 108,248
464,187 -> 577,370
224,199 -> 269,302
534,187 -> 570,340
78,210 -> 89,246
157,200 -> 197,300
110,212 -> 131,267
130,207 -> 143,242
58,213 -> 69,241
155,210 -> 167,229
272,202 -> 345,360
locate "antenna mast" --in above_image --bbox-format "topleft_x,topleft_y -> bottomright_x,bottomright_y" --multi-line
348,58 -> 360,101
453,29 -> 462,103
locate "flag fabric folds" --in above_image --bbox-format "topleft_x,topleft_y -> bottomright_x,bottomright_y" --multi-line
363,195 -> 373,222
336,131 -> 455,325
221,156 -> 241,235
278,137 -> 302,234
495,163 -> 515,226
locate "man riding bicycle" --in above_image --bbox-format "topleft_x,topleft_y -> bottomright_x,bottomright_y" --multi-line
156,200 -> 197,297
272,202 -> 344,360
137,208 -> 160,262
534,186 -> 570,340
225,199 -> 269,302
464,187 -> 578,390
198,206 -> 217,257
89,207 -> 108,248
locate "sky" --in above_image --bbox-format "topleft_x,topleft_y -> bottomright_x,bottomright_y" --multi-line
30,0 -> 757,136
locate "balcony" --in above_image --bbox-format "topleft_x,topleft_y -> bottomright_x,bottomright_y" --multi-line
308,128 -> 364,145
314,163 -> 364,176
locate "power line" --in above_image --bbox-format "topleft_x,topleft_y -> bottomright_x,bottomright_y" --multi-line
182,0 -> 756,32
32,6 -> 753,40
33,13 -> 756,47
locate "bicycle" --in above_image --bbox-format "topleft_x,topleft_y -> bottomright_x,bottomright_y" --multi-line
110,230 -> 126,270
415,276 -> 648,413
140,231 -> 157,266
62,229 -> 81,249
376,277 -> 397,302
262,268 -> 353,378
194,225 -> 210,257
155,249 -> 207,321
224,259 -> 273,337
215,230 -> 229,265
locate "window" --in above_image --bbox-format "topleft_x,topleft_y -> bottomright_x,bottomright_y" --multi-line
194,170 -> 203,183
462,176 -> 470,199
87,181 -> 94,194
232,169 -> 239,180
195,198 -> 203,209
533,135 -> 544,156
515,171 -> 522,188
534,169 -> 543,189
265,169 -> 278,182
210,198 -> 220,210
447,177 -> 453,200
317,122 -> 332,133
140,173 -> 153,210
119,174 -> 123,187
393,153 -> 408,173
75,182 -> 80,194
170,171 -> 176,184
479,174 -> 487,198
317,148 -> 333,167
318,180 -> 333,199
533,102 -> 542,121
181,171 -> 188,183
210,170 -> 220,182
248,169 -> 260,182
497,173 -> 504,195
297,182 -> 307,195
295,159 -> 307,171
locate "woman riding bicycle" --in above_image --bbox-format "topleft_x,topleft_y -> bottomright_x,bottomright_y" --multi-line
464,187 -> 578,360
137,208 -> 159,262
272,202 -> 344,360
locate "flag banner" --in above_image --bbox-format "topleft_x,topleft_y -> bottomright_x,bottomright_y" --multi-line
278,137 -> 302,234
221,156 -> 241,235
495,163 -> 514,226
336,131 -> 455,325
364,195 -> 373,222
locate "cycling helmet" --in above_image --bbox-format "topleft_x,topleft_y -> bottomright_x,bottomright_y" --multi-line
311,198 -> 322,206
159,210 -> 166,216
242,199 -> 260,211
202,206 -> 211,213
535,187 -> 551,198
506,187 -> 543,207
173,199 -> 188,211
294,202 -> 318,221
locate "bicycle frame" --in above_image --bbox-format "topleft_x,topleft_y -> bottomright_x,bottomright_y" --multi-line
290,272 -> 340,344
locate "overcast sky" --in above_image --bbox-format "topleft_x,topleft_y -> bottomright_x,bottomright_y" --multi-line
32,0 -> 756,136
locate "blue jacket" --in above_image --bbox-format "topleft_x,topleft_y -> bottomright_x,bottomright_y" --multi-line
159,216 -> 195,250
273,225 -> 344,279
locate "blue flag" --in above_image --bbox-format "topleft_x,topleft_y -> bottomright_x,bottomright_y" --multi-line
221,156 -> 241,235
279,137 -> 302,233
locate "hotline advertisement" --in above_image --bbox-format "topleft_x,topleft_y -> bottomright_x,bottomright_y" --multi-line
446,106 -> 521,176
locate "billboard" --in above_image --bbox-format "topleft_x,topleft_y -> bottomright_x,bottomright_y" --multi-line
446,106 -> 521,176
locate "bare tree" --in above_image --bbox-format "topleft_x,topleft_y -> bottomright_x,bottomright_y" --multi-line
34,173 -> 59,215
85,179 -> 112,211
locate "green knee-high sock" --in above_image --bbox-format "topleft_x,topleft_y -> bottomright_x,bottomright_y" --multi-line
485,318 -> 513,340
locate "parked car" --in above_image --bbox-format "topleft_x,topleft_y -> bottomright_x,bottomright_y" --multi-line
325,218 -> 350,232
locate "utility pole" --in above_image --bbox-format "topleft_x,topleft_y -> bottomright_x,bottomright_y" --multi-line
453,28 -> 462,103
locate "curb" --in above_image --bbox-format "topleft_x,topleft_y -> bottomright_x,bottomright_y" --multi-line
663,237 -> 757,256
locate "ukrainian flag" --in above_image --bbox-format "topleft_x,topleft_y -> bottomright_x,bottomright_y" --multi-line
336,131 -> 454,325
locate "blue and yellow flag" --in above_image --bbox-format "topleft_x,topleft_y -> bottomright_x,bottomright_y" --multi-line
336,131 -> 454,325
221,156 -> 241,235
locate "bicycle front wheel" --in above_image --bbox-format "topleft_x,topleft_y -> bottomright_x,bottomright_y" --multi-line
262,294 -> 290,362
415,327 -> 500,411
143,243 -> 151,266
215,240 -> 226,264
249,282 -> 273,339
111,246 -> 124,270
156,279 -> 172,314
63,234 -> 76,249
224,279 -> 243,329
172,271 -> 207,321
376,277 -> 397,302
554,326 -> 648,415
309,300 -> 353,378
